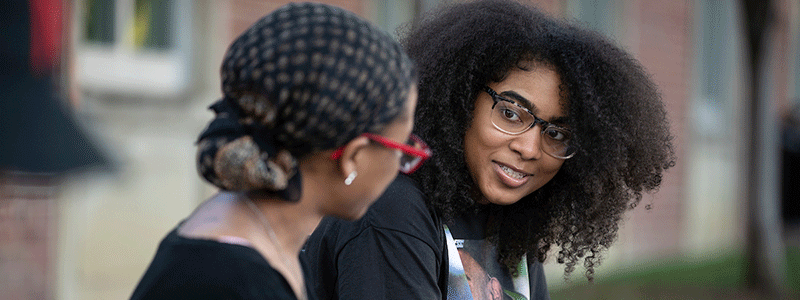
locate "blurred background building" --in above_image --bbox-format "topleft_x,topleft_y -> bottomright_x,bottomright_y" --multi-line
1,0 -> 798,299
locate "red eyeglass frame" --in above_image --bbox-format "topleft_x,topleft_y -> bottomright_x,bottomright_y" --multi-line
330,133 -> 432,174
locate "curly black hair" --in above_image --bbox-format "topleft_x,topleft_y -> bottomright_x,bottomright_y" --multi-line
401,0 -> 676,280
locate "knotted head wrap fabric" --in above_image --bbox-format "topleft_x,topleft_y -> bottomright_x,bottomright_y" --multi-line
196,2 -> 416,201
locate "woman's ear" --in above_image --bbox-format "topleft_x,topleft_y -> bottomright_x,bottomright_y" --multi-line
488,277 -> 503,300
336,135 -> 371,178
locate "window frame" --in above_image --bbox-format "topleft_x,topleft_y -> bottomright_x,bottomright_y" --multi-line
74,0 -> 193,98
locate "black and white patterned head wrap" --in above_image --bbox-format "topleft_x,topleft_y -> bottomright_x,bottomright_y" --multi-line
196,2 -> 416,201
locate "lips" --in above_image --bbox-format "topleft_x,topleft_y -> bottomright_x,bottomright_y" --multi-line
500,165 -> 525,179
493,161 -> 531,187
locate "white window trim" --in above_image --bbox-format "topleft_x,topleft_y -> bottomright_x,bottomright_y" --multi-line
74,0 -> 193,99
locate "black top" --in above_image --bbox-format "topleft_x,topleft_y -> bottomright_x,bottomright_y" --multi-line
131,225 -> 306,300
303,175 -> 447,299
302,175 -> 550,299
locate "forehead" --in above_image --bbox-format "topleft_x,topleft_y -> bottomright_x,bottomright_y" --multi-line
490,65 -> 565,119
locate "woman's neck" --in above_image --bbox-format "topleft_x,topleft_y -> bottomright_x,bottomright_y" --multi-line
238,192 -> 320,300
242,193 -> 322,254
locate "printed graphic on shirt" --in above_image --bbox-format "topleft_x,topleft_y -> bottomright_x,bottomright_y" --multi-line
445,226 -> 529,300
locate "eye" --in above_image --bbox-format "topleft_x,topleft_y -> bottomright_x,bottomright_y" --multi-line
495,101 -> 525,124
544,127 -> 569,142
501,108 -> 520,121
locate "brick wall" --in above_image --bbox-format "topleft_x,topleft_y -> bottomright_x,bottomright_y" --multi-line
228,0 -> 369,44
617,0 -> 691,257
0,175 -> 57,300
527,0 -> 564,15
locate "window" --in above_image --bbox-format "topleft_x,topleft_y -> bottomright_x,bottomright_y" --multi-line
366,0 -> 417,39
84,0 -> 115,45
692,0 -> 741,139
566,0 -> 622,38
76,0 -> 192,98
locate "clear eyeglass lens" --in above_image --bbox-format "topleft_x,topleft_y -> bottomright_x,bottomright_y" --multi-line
492,101 -> 533,133
543,126 -> 571,143
544,142 -> 568,157
397,137 -> 424,172
492,101 -> 575,158
399,156 -> 421,172
542,127 -> 573,157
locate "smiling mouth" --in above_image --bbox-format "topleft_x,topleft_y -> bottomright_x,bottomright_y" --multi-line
499,164 -> 528,179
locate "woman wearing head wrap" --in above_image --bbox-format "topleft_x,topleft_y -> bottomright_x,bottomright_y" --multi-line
303,0 -> 676,299
130,3 -> 426,300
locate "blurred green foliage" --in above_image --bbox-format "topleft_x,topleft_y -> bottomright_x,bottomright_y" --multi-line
551,247 -> 799,299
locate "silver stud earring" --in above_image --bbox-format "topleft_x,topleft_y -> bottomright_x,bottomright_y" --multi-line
344,171 -> 358,186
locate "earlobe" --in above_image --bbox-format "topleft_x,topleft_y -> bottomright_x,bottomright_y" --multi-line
344,171 -> 358,185
337,136 -> 371,180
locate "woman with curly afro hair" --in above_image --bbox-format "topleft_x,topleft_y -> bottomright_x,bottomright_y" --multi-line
303,0 -> 675,299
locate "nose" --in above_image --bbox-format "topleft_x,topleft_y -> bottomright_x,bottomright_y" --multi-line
509,125 -> 544,160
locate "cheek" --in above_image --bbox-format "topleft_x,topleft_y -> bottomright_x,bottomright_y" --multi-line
541,158 -> 564,176
464,126 -> 506,173
527,159 -> 563,190
365,151 -> 401,196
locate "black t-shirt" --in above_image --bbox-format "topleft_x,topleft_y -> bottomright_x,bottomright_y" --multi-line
303,174 -> 447,299
131,225 -> 305,300
302,175 -> 550,300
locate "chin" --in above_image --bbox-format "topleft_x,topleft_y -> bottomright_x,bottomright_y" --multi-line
485,197 -> 523,206
481,185 -> 530,206
482,193 -> 524,206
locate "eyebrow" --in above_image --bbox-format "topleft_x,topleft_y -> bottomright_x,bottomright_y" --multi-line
499,90 -> 569,125
499,90 -> 534,111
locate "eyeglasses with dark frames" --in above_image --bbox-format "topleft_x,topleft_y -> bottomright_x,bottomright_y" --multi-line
484,86 -> 575,159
